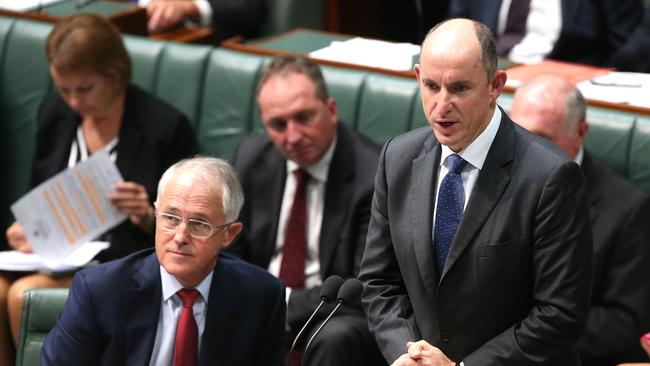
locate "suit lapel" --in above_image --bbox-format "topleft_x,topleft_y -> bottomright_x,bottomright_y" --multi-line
253,149 -> 286,266
411,134 -> 441,296
124,252 -> 162,365
198,257 -> 243,365
319,126 -> 354,275
115,86 -> 143,177
441,115 -> 514,278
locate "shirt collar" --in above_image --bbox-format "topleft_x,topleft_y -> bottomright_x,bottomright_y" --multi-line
440,106 -> 502,170
160,265 -> 213,304
574,145 -> 584,165
286,132 -> 337,183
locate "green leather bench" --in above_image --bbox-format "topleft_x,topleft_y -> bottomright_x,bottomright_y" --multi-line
16,288 -> 69,366
2,15 -> 650,254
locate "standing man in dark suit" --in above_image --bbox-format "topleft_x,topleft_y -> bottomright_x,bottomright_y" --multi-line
449,0 -> 643,66
228,55 -> 384,365
142,0 -> 265,44
359,18 -> 593,365
42,156 -> 286,365
510,75 -> 650,366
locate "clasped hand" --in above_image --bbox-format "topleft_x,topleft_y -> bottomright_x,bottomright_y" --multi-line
392,341 -> 456,366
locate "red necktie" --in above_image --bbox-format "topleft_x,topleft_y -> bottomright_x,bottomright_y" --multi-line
174,289 -> 200,366
279,169 -> 309,288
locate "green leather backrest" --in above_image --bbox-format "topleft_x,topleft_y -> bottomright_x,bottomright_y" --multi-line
0,17 -> 52,250
584,109 -> 635,177
321,66 -> 367,128
628,117 -> 650,192
260,0 -> 324,36
123,36 -> 165,93
410,88 -> 429,130
197,48 -> 265,160
357,74 -> 419,145
156,43 -> 211,127
16,288 -> 69,366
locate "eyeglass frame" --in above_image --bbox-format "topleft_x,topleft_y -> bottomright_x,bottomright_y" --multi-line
154,209 -> 234,239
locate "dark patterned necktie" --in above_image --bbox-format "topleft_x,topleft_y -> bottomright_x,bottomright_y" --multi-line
496,0 -> 531,56
433,154 -> 467,276
279,169 -> 309,288
174,288 -> 200,366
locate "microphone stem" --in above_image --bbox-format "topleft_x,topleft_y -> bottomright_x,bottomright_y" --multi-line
303,302 -> 342,354
289,300 -> 325,356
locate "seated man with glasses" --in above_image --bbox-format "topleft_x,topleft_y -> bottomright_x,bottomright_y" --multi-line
42,156 -> 286,365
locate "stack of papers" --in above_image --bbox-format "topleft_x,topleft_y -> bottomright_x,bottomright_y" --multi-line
577,72 -> 650,109
309,37 -> 420,72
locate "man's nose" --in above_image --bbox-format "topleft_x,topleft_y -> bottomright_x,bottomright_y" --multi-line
172,221 -> 191,244
286,121 -> 303,144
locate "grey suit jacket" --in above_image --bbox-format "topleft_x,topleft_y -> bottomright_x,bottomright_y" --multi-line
228,123 -> 379,330
360,111 -> 593,365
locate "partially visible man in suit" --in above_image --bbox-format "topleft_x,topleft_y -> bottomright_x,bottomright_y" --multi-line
228,55 -> 384,365
140,0 -> 265,44
510,75 -> 650,366
449,0 -> 643,66
608,6 -> 650,73
42,156 -> 286,365
359,18 -> 593,365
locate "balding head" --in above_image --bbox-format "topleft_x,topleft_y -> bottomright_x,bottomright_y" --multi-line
511,75 -> 588,159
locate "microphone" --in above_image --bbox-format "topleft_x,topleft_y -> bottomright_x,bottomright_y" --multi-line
285,275 -> 344,366
302,278 -> 363,356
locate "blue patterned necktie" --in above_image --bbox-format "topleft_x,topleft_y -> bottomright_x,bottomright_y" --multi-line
433,154 -> 468,276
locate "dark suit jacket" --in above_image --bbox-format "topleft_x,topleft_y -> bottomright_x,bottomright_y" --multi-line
359,111 -> 593,365
607,7 -> 650,72
578,152 -> 650,365
449,0 -> 644,66
32,85 -> 197,261
208,0 -> 265,44
41,249 -> 286,365
228,123 -> 379,330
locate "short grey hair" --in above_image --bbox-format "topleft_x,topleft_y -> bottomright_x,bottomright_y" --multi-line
564,87 -> 587,133
156,156 -> 244,222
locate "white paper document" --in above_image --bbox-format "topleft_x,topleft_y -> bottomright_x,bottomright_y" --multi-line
0,241 -> 109,272
577,72 -> 650,108
310,37 -> 420,71
0,0 -> 67,12
3,149 -> 125,271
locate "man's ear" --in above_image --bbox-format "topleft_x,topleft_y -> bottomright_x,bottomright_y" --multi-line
221,222 -> 243,248
489,70 -> 508,100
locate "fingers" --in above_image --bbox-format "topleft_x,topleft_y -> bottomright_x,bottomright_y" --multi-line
642,333 -> 650,356
110,182 -> 153,229
146,1 -> 193,32
6,221 -> 32,253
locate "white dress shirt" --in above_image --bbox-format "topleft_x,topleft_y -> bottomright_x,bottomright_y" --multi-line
148,267 -> 213,366
268,135 -> 337,302
506,0 -> 562,64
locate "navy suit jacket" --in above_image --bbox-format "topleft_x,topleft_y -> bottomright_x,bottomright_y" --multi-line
449,0 -> 643,66
41,249 -> 286,365
578,152 -> 650,365
228,123 -> 379,330
607,7 -> 650,72
360,110 -> 593,365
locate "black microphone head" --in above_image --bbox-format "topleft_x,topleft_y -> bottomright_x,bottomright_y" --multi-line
336,278 -> 363,305
320,275 -> 344,302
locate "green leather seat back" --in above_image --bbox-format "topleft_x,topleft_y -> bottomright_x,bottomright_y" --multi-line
16,288 -> 69,366
0,17 -> 52,249
260,0 -> 323,36
357,74 -> 419,146
322,66 -> 366,128
197,49 -> 265,159
155,42 -> 212,128
628,117 -> 650,192
584,110 -> 635,176
123,36 -> 165,93
410,88 -> 429,131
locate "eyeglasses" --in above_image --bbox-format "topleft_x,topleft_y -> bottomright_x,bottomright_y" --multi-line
155,211 -> 232,239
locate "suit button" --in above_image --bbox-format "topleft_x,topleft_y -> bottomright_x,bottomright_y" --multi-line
441,331 -> 451,342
